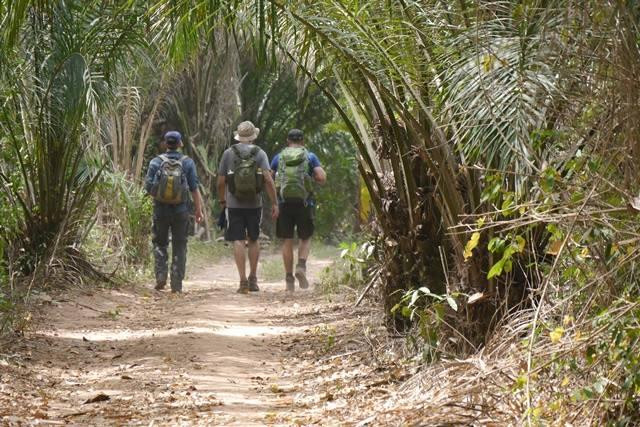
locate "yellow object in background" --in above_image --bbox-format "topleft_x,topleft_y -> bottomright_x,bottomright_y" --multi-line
359,176 -> 371,224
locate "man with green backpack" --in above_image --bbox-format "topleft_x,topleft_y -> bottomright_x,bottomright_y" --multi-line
145,131 -> 203,293
217,121 -> 279,294
271,129 -> 327,292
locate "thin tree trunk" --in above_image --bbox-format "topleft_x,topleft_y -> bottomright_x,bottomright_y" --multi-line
134,93 -> 163,181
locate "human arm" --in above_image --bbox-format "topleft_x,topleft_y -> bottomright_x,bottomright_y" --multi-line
216,150 -> 229,208
184,158 -> 203,222
192,188 -> 203,223
263,171 -> 279,220
216,175 -> 226,207
313,166 -> 327,185
144,158 -> 159,194
270,154 -> 279,179
308,153 -> 326,185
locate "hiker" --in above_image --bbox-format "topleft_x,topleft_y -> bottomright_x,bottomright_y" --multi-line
271,129 -> 326,292
145,131 -> 203,293
217,121 -> 279,294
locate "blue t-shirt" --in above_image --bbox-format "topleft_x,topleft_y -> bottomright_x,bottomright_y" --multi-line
145,150 -> 199,216
270,150 -> 321,206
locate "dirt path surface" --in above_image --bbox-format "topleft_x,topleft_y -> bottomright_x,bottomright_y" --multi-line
1,253 -> 354,426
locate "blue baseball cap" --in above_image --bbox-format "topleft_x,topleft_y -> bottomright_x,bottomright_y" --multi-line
164,131 -> 182,145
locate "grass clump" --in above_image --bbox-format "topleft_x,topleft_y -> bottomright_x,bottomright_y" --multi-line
187,240 -> 228,269
260,257 -> 285,282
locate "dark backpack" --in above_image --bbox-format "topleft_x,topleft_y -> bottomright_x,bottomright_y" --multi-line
150,154 -> 190,204
227,145 -> 264,199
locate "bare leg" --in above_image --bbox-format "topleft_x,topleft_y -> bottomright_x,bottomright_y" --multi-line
295,238 -> 311,289
233,240 -> 247,281
282,238 -> 295,274
298,238 -> 311,262
247,239 -> 260,278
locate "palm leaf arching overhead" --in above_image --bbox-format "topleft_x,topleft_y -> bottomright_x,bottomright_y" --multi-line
142,1 -> 576,309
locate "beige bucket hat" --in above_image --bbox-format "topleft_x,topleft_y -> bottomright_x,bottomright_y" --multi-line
234,121 -> 260,142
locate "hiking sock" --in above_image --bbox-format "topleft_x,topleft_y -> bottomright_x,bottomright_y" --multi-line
285,273 -> 295,292
295,260 -> 309,289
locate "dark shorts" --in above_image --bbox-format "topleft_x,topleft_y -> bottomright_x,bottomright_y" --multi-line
225,208 -> 262,242
276,202 -> 314,240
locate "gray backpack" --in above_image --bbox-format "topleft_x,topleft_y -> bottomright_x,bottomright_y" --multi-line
151,154 -> 190,204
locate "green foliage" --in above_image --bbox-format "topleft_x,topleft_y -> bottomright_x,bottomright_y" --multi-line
88,170 -> 153,270
186,240 -> 229,270
318,240 -> 374,294
391,287 -> 459,363
338,240 -> 375,287
0,1 -> 146,279
486,234 -> 526,279
311,129 -> 359,241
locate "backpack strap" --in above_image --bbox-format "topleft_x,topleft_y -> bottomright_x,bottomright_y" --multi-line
159,154 -> 186,164
232,144 -> 259,161
231,144 -> 245,160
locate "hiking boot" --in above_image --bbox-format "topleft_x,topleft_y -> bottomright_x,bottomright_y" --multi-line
295,264 -> 309,289
237,280 -> 250,294
285,274 -> 295,292
248,276 -> 259,292
154,280 -> 166,291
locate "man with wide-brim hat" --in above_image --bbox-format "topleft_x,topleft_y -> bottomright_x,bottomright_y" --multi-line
233,120 -> 261,142
217,121 -> 279,294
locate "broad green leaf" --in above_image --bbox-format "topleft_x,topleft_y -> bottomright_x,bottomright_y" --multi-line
487,259 -> 505,279
488,237 -> 504,253
503,259 -> 513,273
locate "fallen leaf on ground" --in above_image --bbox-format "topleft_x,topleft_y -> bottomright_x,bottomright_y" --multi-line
83,393 -> 110,404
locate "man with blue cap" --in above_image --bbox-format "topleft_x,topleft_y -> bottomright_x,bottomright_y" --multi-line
145,131 -> 203,293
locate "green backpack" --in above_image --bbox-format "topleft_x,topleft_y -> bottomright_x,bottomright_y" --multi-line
277,147 -> 313,202
228,145 -> 264,199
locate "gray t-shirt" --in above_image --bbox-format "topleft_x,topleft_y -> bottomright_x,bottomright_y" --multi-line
218,143 -> 270,208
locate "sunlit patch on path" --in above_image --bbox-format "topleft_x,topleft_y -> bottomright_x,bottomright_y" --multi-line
38,323 -> 305,341
0,254 -> 333,425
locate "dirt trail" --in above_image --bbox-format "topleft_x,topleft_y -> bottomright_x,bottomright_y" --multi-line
1,253 -> 336,426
